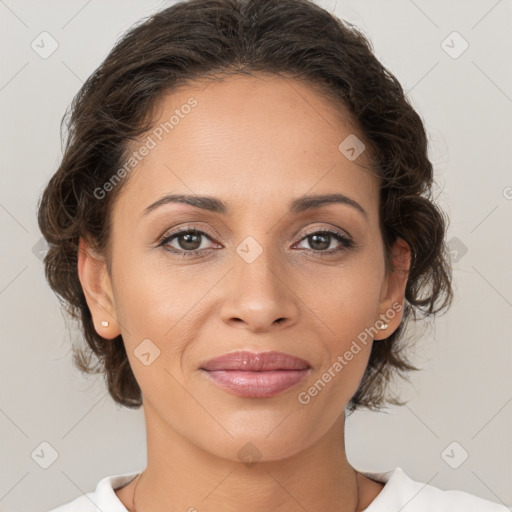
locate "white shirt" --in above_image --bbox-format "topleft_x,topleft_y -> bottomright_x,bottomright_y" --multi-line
48,466 -> 509,511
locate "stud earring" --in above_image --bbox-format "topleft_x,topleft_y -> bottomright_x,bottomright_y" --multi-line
378,322 -> 388,330
101,320 -> 109,327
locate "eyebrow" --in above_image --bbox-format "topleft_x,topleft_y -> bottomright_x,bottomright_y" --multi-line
142,192 -> 368,219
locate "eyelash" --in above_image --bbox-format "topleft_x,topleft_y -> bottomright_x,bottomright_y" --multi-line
157,226 -> 355,258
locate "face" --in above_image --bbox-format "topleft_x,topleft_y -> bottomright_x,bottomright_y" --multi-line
79,73 -> 410,462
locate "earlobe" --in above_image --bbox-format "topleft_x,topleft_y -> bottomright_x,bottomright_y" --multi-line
374,237 -> 411,340
77,237 -> 121,339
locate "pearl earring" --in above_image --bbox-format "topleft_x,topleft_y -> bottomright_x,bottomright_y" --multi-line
101,320 -> 109,327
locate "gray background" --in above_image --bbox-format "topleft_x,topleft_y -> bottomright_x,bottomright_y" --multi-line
0,0 -> 511,510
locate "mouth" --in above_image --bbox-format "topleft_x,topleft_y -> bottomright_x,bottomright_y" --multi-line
200,350 -> 311,371
200,350 -> 312,398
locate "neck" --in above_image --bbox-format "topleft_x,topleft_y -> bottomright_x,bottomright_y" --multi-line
130,404 -> 366,512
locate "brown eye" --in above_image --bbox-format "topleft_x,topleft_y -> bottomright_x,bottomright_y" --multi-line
306,233 -> 330,251
295,229 -> 354,255
174,231 -> 203,251
157,227 -> 354,258
158,228 -> 218,256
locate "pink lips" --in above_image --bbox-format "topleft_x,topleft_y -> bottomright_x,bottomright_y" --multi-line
200,350 -> 311,398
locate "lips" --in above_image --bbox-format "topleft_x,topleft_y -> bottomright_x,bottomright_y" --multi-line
200,350 -> 311,371
200,351 -> 312,398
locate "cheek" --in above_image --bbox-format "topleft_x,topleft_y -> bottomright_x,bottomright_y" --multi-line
303,280 -> 381,412
112,266 -> 192,396
112,244 -> 192,326
306,252 -> 384,392
311,252 -> 385,338
110,251 -> 218,382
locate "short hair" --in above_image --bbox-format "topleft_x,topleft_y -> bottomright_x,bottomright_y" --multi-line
37,0 -> 453,413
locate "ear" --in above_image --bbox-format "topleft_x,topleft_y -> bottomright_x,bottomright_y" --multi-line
77,237 -> 121,339
374,237 -> 411,340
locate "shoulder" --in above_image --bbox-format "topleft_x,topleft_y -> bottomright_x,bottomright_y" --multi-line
360,467 -> 509,512
47,471 -> 140,512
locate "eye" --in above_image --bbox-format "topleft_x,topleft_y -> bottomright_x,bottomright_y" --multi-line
157,227 -> 218,256
294,229 -> 354,255
157,226 -> 355,257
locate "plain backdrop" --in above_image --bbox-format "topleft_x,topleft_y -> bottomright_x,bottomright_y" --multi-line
0,0 -> 511,510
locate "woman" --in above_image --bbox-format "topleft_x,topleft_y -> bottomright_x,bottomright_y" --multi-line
40,0 -> 507,510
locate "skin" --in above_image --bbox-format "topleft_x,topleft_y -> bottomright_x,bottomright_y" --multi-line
78,73 -> 411,512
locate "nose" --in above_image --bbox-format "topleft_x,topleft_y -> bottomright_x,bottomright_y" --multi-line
219,246 -> 299,333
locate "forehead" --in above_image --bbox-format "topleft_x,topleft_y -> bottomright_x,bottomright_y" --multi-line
115,73 -> 379,220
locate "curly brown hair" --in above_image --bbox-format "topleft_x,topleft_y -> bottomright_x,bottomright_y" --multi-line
37,0 -> 453,413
